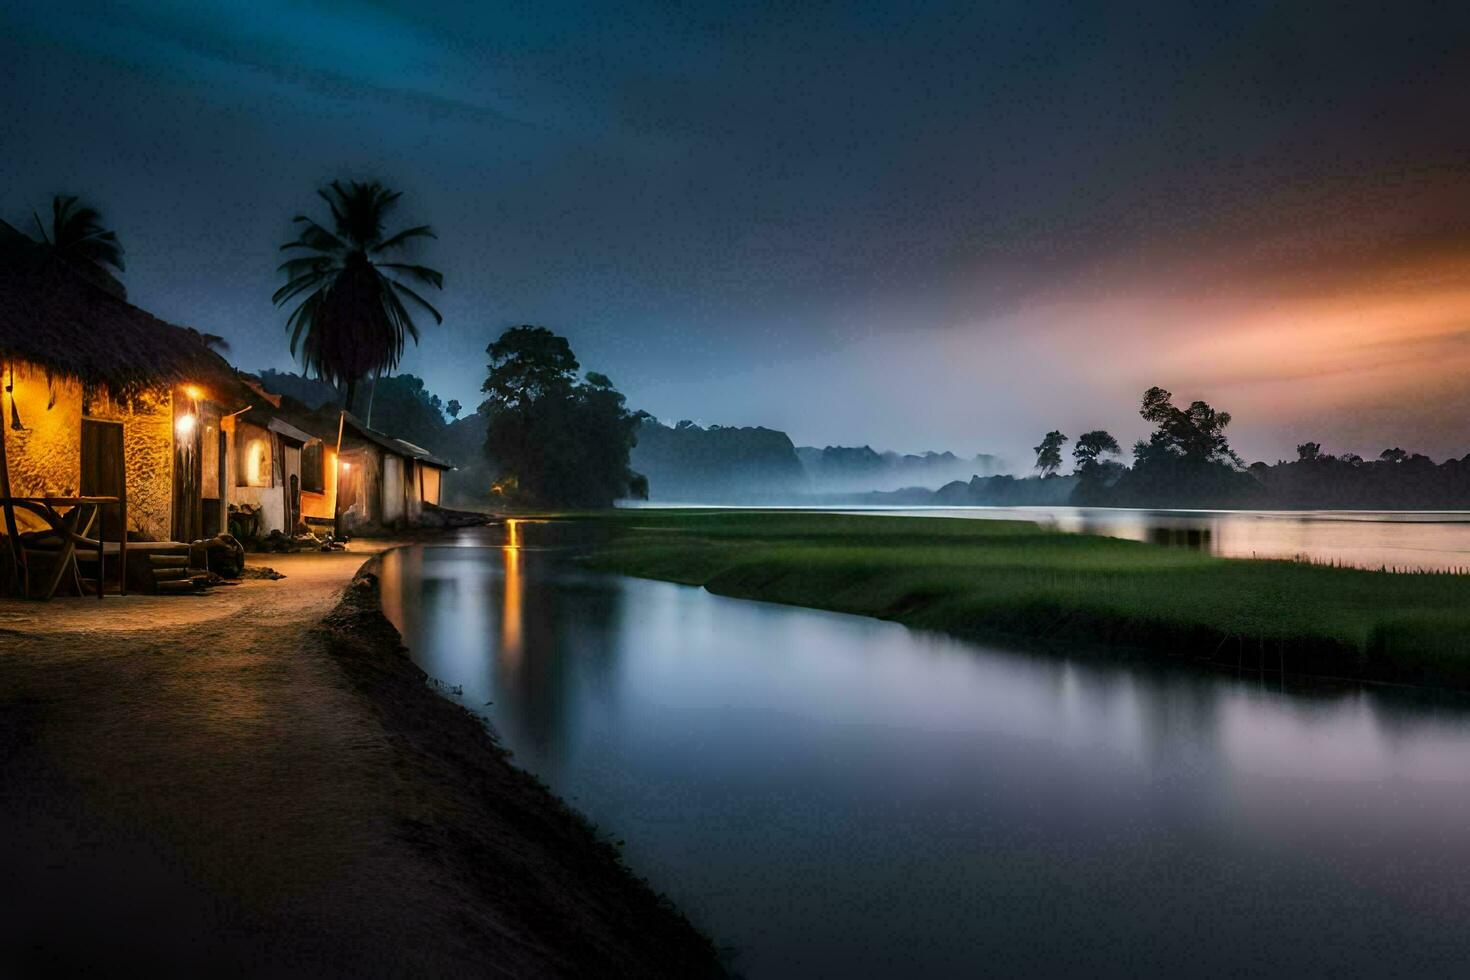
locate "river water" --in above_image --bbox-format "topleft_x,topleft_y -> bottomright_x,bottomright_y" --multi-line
379,524 -> 1470,977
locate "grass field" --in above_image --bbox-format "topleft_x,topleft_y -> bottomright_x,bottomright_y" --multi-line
572,510 -> 1470,690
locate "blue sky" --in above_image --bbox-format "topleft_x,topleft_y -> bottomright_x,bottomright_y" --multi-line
5,1 -> 1469,464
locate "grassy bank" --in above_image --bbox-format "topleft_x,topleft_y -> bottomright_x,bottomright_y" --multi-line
575,510 -> 1470,689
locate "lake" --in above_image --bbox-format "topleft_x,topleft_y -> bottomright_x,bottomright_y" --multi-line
379,523 -> 1470,977
625,502 -> 1470,572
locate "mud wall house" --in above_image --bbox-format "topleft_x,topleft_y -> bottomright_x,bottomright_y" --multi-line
334,413 -> 451,532
0,220 -> 249,552
225,406 -> 335,537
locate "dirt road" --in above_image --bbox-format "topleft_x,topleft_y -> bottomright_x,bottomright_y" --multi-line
0,547 -> 719,977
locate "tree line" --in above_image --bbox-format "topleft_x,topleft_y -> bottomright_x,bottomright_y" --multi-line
1034,387 -> 1470,509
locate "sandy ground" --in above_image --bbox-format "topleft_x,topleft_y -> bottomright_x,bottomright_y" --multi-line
0,544 -> 719,977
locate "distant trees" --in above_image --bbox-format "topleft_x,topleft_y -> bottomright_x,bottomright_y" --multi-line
1071,430 -> 1122,501
1134,386 -> 1241,467
273,179 -> 444,409
30,194 -> 126,298
1296,442 -> 1322,462
362,375 -> 451,449
481,326 -> 645,508
446,399 -> 461,419
1097,387 -> 1260,507
1379,447 -> 1408,464
1033,431 -> 1068,476
1073,430 -> 1120,471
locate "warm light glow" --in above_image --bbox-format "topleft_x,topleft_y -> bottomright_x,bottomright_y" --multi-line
501,521 -> 523,665
175,413 -> 196,438
341,460 -> 351,472
244,437 -> 269,486
183,384 -> 203,400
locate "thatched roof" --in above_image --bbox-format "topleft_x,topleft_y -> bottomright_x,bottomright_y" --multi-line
0,219 -> 241,398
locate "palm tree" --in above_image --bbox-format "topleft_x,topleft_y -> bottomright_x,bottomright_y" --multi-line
32,195 -> 126,297
273,180 -> 444,408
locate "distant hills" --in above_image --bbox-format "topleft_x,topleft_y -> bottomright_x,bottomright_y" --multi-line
630,419 -> 1005,502
795,445 -> 1002,494
631,420 -> 809,501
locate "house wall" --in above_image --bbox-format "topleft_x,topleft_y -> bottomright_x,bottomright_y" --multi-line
338,444 -> 383,531
228,419 -> 284,535
421,465 -> 442,507
2,360 -> 174,539
283,442 -> 301,529
301,445 -> 337,521
382,454 -> 405,524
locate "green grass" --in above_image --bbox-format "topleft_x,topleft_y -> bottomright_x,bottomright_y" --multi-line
568,510 -> 1470,689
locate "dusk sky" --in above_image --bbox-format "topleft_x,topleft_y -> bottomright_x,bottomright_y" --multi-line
4,1 -> 1469,466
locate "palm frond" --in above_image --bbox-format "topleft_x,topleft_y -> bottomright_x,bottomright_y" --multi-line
282,217 -> 346,253
378,262 -> 444,289
276,255 -> 339,277
388,279 -> 444,324
372,224 -> 436,253
272,268 -> 336,305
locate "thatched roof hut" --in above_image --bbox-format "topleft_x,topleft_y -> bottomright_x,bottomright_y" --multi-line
0,219 -> 239,397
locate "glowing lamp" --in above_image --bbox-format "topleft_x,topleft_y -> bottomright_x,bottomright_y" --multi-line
175,413 -> 197,438
341,461 -> 351,472
184,384 -> 203,400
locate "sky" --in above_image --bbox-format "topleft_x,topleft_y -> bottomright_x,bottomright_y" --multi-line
3,1 -> 1469,468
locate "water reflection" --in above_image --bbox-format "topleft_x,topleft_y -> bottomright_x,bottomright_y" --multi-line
501,520 -> 523,667
380,524 -> 1470,977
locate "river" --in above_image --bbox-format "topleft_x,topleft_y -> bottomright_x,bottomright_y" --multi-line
379,523 -> 1470,977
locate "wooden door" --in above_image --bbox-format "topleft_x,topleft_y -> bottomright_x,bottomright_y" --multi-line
81,418 -> 125,538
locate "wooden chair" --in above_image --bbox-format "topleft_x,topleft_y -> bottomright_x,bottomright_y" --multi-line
2,499 -> 104,600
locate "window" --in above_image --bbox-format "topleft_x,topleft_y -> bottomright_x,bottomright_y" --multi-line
301,441 -> 325,494
238,435 -> 271,487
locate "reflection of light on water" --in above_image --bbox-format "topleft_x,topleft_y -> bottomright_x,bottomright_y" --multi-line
501,520 -> 523,669
378,549 -> 403,628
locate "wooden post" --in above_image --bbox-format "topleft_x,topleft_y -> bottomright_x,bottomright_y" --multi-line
332,410 -> 345,539
0,359 -> 20,592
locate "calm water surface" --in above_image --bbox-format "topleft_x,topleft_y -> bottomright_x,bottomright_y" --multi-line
380,524 -> 1470,978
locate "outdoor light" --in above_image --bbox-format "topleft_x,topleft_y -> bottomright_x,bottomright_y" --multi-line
341,461 -> 351,472
175,413 -> 197,438
184,384 -> 203,400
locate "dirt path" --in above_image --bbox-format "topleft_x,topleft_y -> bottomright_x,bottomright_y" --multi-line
0,547 -> 719,977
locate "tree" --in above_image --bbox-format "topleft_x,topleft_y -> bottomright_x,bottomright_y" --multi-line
358,375 -> 451,450
1379,447 -> 1408,464
273,179 -> 444,409
445,399 -> 461,419
1135,386 -> 1241,467
1072,430 -> 1120,471
1033,430 -> 1068,476
31,195 -> 126,298
481,326 -> 644,507
1296,442 -> 1323,462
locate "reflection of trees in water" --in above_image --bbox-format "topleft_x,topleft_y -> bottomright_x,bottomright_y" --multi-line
492,545 -> 625,765
1147,525 -> 1214,551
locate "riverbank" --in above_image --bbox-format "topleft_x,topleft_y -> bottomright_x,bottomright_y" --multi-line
576,510 -> 1470,689
0,546 -> 721,976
